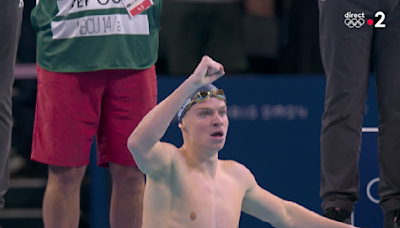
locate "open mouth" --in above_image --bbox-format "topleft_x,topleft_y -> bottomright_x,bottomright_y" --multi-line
211,131 -> 224,138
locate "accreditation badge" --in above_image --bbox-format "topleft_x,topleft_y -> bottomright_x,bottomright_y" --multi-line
122,0 -> 154,18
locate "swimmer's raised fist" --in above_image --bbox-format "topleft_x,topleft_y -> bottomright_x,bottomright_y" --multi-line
188,55 -> 225,87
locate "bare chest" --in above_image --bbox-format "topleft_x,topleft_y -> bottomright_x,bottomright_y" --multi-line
168,171 -> 245,228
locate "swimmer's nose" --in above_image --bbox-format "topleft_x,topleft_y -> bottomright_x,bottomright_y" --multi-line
212,114 -> 223,127
213,121 -> 223,128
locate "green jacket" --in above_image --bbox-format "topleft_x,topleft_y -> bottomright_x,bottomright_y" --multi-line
31,0 -> 162,72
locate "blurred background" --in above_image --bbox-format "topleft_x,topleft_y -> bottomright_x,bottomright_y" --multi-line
2,0 -> 381,227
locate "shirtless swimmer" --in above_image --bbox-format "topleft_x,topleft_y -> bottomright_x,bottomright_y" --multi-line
127,56 -> 360,228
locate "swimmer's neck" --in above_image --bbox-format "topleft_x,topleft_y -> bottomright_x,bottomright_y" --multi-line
181,145 -> 220,179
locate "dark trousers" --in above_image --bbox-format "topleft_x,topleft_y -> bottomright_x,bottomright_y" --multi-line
0,0 -> 23,209
319,0 -> 400,214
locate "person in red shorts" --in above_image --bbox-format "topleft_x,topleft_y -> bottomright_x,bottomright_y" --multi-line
30,0 -> 162,227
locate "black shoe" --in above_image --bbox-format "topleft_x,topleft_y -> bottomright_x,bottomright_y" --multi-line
324,207 -> 352,225
384,209 -> 400,228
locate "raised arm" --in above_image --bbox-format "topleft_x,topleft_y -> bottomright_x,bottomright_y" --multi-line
239,164 -> 357,228
127,56 -> 225,176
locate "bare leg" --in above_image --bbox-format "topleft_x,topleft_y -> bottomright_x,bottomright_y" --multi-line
109,162 -> 145,228
43,165 -> 87,228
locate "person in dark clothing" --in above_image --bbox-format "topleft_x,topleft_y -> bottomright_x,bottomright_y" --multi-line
318,0 -> 400,227
0,0 -> 24,209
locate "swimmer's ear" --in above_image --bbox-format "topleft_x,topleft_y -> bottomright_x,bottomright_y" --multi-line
178,121 -> 187,132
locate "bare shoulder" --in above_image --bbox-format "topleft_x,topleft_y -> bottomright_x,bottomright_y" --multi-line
221,160 -> 252,175
160,142 -> 181,156
220,160 -> 256,187
143,142 -> 184,179
163,142 -> 190,164
166,143 -> 186,166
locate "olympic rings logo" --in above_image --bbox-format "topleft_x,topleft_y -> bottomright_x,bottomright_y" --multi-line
344,18 -> 365,28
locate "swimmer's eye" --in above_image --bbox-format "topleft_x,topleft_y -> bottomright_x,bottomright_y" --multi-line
199,111 -> 209,117
219,110 -> 227,116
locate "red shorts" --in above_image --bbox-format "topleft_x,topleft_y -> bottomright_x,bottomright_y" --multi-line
31,65 -> 157,167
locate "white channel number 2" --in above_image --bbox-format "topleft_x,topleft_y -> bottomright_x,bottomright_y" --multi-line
375,10 -> 386,28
